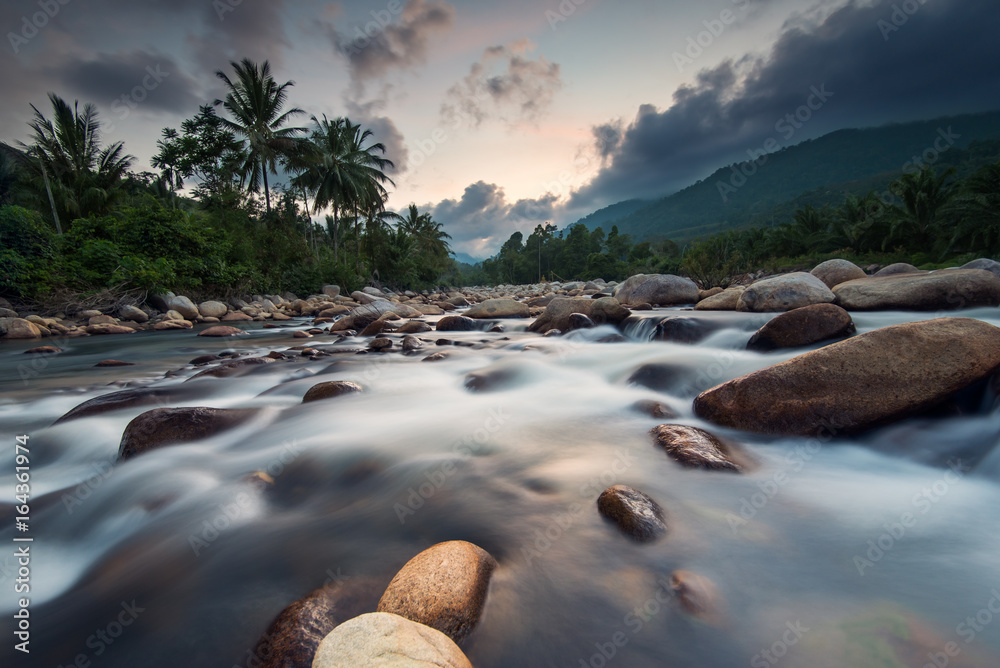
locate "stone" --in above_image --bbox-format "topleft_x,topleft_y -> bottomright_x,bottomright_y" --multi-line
694,287 -> 744,311
23,346 -> 61,354
810,259 -> 867,288
649,425 -> 752,472
596,485 -> 667,542
351,290 -> 387,304
293,331 -> 313,339
447,295 -> 470,307
312,613 -> 473,668
962,258 -> 1000,277
119,305 -> 149,322
302,381 -> 363,403
54,388 -> 175,424
168,295 -> 200,319
746,304 -> 855,352
402,335 -> 422,352
737,272 -> 835,312
153,319 -> 193,330
694,317 -> 1000,436
669,570 -> 725,626
165,309 -> 186,321
631,399 -> 678,419
188,357 -> 276,380
653,316 -> 724,344
198,300 -> 228,318
423,352 -> 449,362
118,407 -> 257,460
0,318 -> 42,339
252,579 -> 384,668
322,285 -> 341,298
0,307 -> 17,318
377,541 -> 496,643
413,304 -> 446,316
833,269 -> 1000,311
222,311 -> 253,322
698,287 -> 724,301
527,297 -> 630,334
614,274 -> 700,306
397,320 -> 432,334
370,337 -> 393,351
873,262 -> 922,277
437,316 -> 479,332
79,309 -> 102,318
360,315 -> 395,337
465,298 -> 529,319
95,360 -> 135,367
86,324 -> 136,335
198,326 -> 248,337
148,292 -> 173,311
566,313 -> 596,331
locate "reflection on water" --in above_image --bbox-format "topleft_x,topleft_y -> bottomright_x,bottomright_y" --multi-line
2,308 -> 1000,667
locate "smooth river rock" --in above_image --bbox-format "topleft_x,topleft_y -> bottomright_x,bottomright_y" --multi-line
54,387 -> 176,424
168,295 -> 200,319
465,298 -> 529,319
596,485 -> 667,542
832,269 -> 1000,311
649,424 -> 752,472
669,570 -> 725,626
810,259 -> 867,288
198,300 -> 228,318
198,325 -> 247,337
737,272 -> 835,312
0,317 -> 42,339
436,316 -> 479,332
377,540 -> 497,643
746,303 -> 855,352
527,297 -> 630,334
614,274 -> 700,306
873,262 -> 922,277
302,381 -> 364,403
311,613 -> 473,668
694,317 -> 1000,436
118,407 -> 258,460
694,287 -> 744,311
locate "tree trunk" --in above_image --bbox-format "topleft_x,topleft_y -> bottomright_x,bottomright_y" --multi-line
39,160 -> 62,235
262,165 -> 271,213
333,205 -> 339,264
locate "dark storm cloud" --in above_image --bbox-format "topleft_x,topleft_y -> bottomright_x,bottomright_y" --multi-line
56,51 -> 200,114
441,39 -> 562,127
430,181 -> 559,254
344,99 -> 410,175
570,0 -> 1000,209
336,0 -> 455,86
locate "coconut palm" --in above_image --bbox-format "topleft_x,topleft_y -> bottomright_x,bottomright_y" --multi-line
887,165 -> 955,255
214,58 -> 305,213
948,161 -> 1000,255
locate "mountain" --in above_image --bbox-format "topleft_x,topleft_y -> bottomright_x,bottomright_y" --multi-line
451,251 -> 484,265
575,110 -> 1000,243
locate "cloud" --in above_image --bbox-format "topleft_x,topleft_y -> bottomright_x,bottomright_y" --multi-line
336,0 -> 455,88
441,39 -> 562,128
570,0 -> 1000,210
344,99 -> 409,175
428,181 -> 559,256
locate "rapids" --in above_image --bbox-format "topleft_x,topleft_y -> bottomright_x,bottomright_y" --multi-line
2,307 -> 1000,667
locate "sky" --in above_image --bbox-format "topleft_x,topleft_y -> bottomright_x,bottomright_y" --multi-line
2,0 -> 999,258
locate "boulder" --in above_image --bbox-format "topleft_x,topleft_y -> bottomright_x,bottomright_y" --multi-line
24,346 -> 61,355
810,259 -> 867,288
168,295 -> 200,319
318,305 -> 351,318
698,287 -> 724,301
165,309 -> 186,321
118,407 -> 257,460
614,274 -> 700,306
198,301 -> 228,318
322,285 -> 341,298
694,317 -> 1000,436
737,272 -> 835,312
370,337 -> 393,351
565,313 -> 596,331
465,298 -> 529,319
54,388 -> 175,424
222,311 -> 253,322
189,356 -> 276,380
833,269 -> 1000,311
401,335 -> 422,352
649,425 -> 752,472
0,307 -> 17,318
85,324 -> 136,335
962,258 -> 1000,277
746,304 -> 855,352
437,316 -> 479,332
303,381 -> 364,403
377,541 -> 497,643
694,287 -> 745,311
153,319 -> 193,330
527,297 -> 630,334
397,321 -> 432,334
312,613 -> 473,668
0,318 -> 42,339
351,290 -> 387,304
118,305 -> 149,322
652,316 -> 724,344
596,485 -> 667,542
873,262 -> 922,277
198,326 -> 247,337
148,292 -> 173,311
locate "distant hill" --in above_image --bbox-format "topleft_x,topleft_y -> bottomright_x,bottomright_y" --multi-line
451,251 -> 483,265
575,110 -> 1000,243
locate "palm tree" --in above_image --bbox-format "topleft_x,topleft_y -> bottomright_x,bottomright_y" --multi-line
888,165 -> 955,255
18,93 -> 134,230
948,161 -> 1000,255
214,58 -> 304,213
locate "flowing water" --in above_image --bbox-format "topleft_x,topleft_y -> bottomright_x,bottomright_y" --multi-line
3,308 -> 1000,667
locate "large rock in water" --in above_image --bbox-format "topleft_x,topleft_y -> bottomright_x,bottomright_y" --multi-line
312,613 -> 473,668
737,272 -> 835,312
810,259 -> 867,288
54,387 -> 176,424
377,541 -> 496,643
168,295 -> 200,319
695,317 -> 1000,436
649,425 -> 753,472
694,287 -> 744,311
833,269 -> 1000,311
436,315 -> 479,332
963,258 -> 1000,277
614,274 -> 700,306
464,298 -> 529,319
527,297 -> 629,333
0,317 -> 42,339
597,485 -> 667,542
118,407 -> 258,460
746,303 -> 855,352
198,300 -> 228,318
874,262 -> 921,277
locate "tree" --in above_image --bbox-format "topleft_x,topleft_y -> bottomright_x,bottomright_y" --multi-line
949,161 -> 1000,255
214,59 -> 305,213
887,165 -> 955,255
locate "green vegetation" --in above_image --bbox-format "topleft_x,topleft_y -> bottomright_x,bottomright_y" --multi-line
0,59 -> 454,306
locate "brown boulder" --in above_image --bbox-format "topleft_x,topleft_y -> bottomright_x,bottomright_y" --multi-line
302,381 -> 363,403
695,317 -> 1000,435
198,326 -> 248,337
153,319 -> 193,330
694,287 -> 744,311
222,311 -> 253,322
464,298 -> 529,319
0,318 -> 42,339
873,262 -> 922,277
376,541 -> 497,643
54,387 -> 175,424
397,320 -> 432,334
527,297 -> 630,334
833,269 -> 1000,311
649,425 -> 753,472
746,303 -> 855,352
24,346 -> 61,354
118,407 -> 257,460
596,485 -> 667,542
737,272 -> 835,312
810,259 -> 867,288
312,613 -> 473,668
436,316 -> 479,332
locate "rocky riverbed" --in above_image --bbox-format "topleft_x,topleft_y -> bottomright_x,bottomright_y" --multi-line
3,258 -> 1000,667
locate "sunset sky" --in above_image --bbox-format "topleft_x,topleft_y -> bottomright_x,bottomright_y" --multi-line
2,0 -> 998,257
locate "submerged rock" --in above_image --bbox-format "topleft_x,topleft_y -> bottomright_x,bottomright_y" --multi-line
649,424 -> 752,472
54,387 -> 176,424
597,485 -> 667,542
376,540 -> 497,643
695,317 -> 1000,435
746,303 -> 855,352
118,407 -> 257,460
23,346 -> 61,354
669,570 -> 725,626
189,356 -> 276,380
302,381 -> 364,403
312,613 -> 473,668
